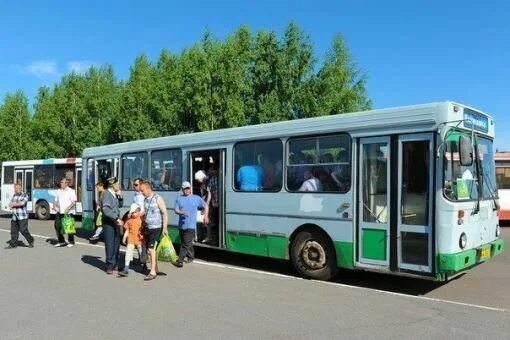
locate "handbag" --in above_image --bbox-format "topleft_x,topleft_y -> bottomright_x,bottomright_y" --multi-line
61,214 -> 77,235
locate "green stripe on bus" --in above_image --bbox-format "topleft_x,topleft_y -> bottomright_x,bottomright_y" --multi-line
362,229 -> 386,261
334,241 -> 354,269
438,238 -> 505,274
226,231 -> 288,259
82,217 -> 94,231
168,226 -> 181,244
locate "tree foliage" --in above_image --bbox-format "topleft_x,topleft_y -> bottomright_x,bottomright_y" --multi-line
0,23 -> 371,161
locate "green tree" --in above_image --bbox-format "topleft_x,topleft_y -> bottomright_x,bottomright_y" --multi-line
154,49 -> 181,136
112,55 -> 160,142
310,34 -> 371,117
0,91 -> 41,162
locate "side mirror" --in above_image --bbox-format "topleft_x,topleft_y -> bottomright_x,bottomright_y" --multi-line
459,135 -> 473,166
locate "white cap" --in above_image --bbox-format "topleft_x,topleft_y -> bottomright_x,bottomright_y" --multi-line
181,181 -> 192,189
194,170 -> 207,181
129,203 -> 140,214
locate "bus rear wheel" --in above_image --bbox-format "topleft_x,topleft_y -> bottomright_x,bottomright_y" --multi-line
35,201 -> 50,220
291,229 -> 338,281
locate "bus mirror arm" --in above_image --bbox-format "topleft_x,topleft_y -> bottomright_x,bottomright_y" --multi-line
435,119 -> 474,159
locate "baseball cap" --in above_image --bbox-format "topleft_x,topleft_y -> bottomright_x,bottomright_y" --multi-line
129,203 -> 140,214
181,181 -> 191,189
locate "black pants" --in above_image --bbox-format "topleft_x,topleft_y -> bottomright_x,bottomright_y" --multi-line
178,229 -> 195,262
10,219 -> 34,246
103,223 -> 120,271
54,214 -> 75,244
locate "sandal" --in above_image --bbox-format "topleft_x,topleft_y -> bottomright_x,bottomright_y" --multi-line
144,273 -> 157,281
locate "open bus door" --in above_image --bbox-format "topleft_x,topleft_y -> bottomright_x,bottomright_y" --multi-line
188,149 -> 225,248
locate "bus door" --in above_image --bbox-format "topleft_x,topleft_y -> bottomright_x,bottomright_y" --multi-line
396,133 -> 433,273
75,167 -> 83,214
95,157 -> 119,209
358,137 -> 391,267
15,168 -> 34,212
188,149 -> 225,248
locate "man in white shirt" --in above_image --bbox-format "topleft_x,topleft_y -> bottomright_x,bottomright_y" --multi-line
53,178 -> 77,247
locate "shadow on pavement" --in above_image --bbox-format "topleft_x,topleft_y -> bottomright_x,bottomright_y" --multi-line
81,255 -> 105,272
193,246 -> 445,296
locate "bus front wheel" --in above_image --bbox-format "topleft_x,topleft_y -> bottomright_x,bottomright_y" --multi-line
35,201 -> 50,220
291,229 -> 338,281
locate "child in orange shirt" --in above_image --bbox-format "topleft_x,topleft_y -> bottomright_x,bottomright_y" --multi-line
118,203 -> 143,277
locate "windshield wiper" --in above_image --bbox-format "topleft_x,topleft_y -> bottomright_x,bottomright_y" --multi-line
481,166 -> 499,211
472,142 -> 482,215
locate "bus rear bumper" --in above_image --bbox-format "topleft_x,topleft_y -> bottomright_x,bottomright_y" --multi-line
437,238 -> 504,281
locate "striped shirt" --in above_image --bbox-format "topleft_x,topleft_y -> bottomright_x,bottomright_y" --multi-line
11,192 -> 28,221
144,194 -> 162,229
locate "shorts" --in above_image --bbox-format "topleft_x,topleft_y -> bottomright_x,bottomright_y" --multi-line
145,228 -> 162,249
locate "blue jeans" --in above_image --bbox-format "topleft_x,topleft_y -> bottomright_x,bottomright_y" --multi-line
103,224 -> 120,270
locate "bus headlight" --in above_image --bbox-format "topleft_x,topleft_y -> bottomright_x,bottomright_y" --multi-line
496,225 -> 501,238
459,233 -> 467,249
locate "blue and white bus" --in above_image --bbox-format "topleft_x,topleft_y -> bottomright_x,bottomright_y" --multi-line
81,102 -> 504,281
1,158 -> 82,219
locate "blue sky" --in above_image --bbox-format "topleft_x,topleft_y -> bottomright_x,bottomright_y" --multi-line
1,1 -> 509,149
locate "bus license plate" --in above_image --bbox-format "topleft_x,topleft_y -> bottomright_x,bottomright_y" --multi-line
480,248 -> 491,261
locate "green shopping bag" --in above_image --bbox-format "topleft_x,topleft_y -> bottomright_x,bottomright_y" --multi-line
61,214 -> 77,235
157,235 -> 178,262
95,211 -> 103,227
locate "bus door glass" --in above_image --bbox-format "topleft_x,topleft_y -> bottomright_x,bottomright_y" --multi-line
14,168 -> 34,211
397,133 -> 433,272
358,137 -> 391,267
25,170 -> 33,211
76,167 -> 82,213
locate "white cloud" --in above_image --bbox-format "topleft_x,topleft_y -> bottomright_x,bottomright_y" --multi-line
67,60 -> 98,74
23,60 -> 59,79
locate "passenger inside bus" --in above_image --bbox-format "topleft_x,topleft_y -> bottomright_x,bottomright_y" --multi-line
299,167 -> 323,192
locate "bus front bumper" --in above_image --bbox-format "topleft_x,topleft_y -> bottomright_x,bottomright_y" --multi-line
437,238 -> 504,281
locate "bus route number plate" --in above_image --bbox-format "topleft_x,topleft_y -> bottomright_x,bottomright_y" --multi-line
480,248 -> 491,261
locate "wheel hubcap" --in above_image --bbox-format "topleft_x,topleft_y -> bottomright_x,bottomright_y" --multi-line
302,241 -> 326,270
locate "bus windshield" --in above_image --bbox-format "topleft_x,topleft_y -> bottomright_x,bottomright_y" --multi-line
443,131 -> 496,201
478,137 -> 497,199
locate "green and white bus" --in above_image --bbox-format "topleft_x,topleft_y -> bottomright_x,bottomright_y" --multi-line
81,102 -> 504,281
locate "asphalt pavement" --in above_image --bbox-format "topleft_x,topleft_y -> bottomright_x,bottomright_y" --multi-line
0,217 -> 509,339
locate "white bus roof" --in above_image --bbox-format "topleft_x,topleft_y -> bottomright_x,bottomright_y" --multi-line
2,158 -> 82,167
83,101 -> 494,157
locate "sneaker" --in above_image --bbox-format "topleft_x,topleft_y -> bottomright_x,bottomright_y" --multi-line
118,270 -> 129,277
172,261 -> 184,268
28,242 -> 34,248
4,244 -> 16,249
54,243 -> 66,248
66,243 -> 74,248
89,235 -> 99,242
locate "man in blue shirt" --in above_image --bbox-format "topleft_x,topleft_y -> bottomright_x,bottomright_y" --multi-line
5,183 -> 34,249
173,181 -> 208,267
236,164 -> 264,191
